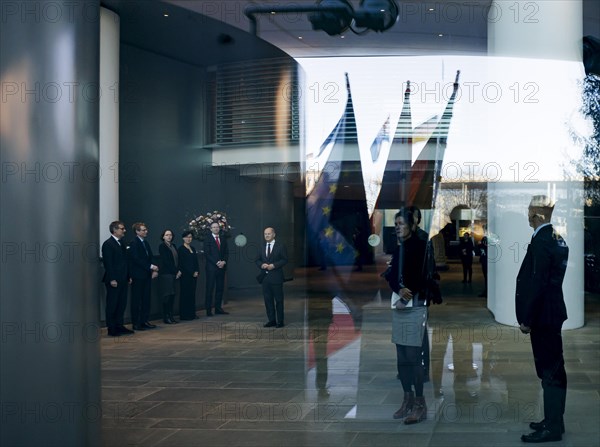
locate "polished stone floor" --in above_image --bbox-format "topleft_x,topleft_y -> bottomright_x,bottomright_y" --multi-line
101,262 -> 600,447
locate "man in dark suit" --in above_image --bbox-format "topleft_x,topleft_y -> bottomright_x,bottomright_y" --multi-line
128,222 -> 159,330
101,221 -> 133,336
516,195 -> 569,443
203,222 -> 229,316
255,227 -> 288,328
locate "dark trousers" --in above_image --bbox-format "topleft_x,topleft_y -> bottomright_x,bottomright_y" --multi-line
180,275 -> 197,319
262,280 -> 284,324
461,258 -> 473,281
130,277 -> 151,326
530,327 -> 567,431
481,261 -> 488,291
396,344 -> 424,396
105,282 -> 128,330
205,269 -> 225,311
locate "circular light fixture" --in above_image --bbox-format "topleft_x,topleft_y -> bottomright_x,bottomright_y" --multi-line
234,234 -> 247,247
368,234 -> 381,247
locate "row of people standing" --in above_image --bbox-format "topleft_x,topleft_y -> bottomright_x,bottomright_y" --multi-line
101,221 -> 229,336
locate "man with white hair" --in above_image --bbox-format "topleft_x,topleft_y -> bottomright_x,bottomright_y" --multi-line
516,195 -> 569,443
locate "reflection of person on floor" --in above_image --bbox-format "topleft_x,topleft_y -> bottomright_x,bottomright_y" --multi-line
516,195 -> 568,444
387,208 -> 429,425
429,324 -> 478,400
308,294 -> 333,397
459,232 -> 474,283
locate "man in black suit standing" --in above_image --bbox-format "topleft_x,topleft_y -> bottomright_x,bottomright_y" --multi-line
128,222 -> 159,330
101,221 -> 133,336
204,222 -> 229,316
516,195 -> 569,443
256,227 -> 288,328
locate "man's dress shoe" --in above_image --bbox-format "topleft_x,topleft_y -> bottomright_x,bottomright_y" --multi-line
276,323 -> 285,328
521,430 -> 562,443
132,325 -> 146,331
529,420 -> 565,434
117,326 -> 134,334
264,321 -> 276,328
142,322 -> 156,329
215,309 -> 229,315
107,329 -> 120,337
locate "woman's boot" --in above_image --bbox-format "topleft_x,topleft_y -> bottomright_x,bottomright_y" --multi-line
404,396 -> 427,424
163,303 -> 174,324
168,295 -> 178,323
393,391 -> 414,419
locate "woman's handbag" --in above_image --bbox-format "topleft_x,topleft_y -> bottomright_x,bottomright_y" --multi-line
423,276 -> 442,305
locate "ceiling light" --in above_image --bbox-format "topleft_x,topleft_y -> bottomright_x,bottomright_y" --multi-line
353,0 -> 398,32
308,0 -> 354,36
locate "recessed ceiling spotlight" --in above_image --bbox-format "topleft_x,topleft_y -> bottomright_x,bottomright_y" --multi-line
428,8 -> 435,12
438,33 -> 444,37
340,35 -> 345,38
163,13 -> 169,17
298,36 -> 303,39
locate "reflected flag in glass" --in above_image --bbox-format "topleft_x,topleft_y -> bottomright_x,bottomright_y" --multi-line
306,73 -> 372,267
375,71 -> 461,212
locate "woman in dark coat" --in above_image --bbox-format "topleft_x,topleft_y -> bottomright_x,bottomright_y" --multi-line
158,229 -> 180,324
387,208 -> 429,425
177,230 -> 199,320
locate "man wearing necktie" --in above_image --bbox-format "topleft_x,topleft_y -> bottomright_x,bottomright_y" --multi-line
516,195 -> 569,443
101,221 -> 133,336
128,222 -> 159,330
204,222 -> 229,316
255,227 -> 288,328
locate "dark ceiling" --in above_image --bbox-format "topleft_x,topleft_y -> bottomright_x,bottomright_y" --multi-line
101,0 -> 290,67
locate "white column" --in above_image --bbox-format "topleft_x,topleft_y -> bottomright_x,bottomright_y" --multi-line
100,7 -> 120,246
487,1 -> 585,329
487,183 -> 584,329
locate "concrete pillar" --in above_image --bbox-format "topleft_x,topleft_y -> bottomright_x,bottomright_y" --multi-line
99,7 -> 120,249
0,1 -> 102,445
487,1 -> 585,329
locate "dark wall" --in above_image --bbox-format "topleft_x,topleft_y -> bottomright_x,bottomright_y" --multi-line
116,45 -> 297,320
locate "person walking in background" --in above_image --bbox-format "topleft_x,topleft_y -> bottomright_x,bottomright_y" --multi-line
128,222 -> 159,331
256,227 -> 288,328
517,195 -> 569,443
178,230 -> 200,320
459,232 -> 474,283
387,208 -> 429,425
158,229 -> 180,324
101,221 -> 133,336
204,222 -> 229,316
478,235 -> 488,297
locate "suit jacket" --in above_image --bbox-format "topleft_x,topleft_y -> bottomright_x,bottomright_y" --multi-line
516,224 -> 568,329
101,236 -> 128,283
128,237 -> 154,279
203,234 -> 229,271
255,240 -> 288,284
